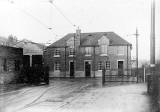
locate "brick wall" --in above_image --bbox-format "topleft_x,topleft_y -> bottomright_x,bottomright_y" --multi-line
0,46 -> 23,84
44,45 -> 131,77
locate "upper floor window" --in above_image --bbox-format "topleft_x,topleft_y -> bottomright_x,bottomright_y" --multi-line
117,46 -> 124,55
54,62 -> 60,71
54,49 -> 60,57
85,47 -> 92,56
100,45 -> 107,56
106,61 -> 110,70
69,47 -> 75,56
98,61 -> 102,70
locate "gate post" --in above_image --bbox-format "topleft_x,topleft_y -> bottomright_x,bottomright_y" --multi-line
102,67 -> 105,85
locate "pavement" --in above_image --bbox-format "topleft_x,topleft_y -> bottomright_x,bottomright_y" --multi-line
0,78 -> 151,112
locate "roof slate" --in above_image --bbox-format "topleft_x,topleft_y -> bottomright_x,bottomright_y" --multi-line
48,32 -> 131,48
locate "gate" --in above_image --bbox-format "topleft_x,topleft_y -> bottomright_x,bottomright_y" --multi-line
102,68 -> 137,84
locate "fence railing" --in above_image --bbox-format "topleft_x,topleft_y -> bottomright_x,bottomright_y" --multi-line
102,67 -> 149,84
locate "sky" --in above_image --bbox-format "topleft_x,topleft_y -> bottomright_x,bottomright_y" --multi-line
0,0 -> 159,62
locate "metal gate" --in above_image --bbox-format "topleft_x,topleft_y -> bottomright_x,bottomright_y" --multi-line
102,68 -> 137,84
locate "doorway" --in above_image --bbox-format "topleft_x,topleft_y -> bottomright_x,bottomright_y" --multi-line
70,61 -> 74,77
118,61 -> 124,76
85,61 -> 91,77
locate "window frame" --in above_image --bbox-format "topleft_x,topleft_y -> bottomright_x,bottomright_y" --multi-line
98,61 -> 103,71
54,49 -> 60,57
69,47 -> 75,57
100,45 -> 108,56
54,62 -> 60,71
106,61 -> 111,70
85,47 -> 92,56
117,46 -> 125,55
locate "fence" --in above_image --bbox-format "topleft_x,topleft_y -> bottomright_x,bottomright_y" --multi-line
102,67 -> 148,84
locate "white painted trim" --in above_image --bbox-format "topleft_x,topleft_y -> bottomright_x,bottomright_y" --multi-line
85,54 -> 92,57
100,54 -> 108,56
68,55 -> 75,57
150,64 -> 155,67
54,55 -> 60,57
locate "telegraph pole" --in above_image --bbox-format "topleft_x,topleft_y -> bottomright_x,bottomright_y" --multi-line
150,0 -> 157,95
150,0 -> 155,66
134,28 -> 139,83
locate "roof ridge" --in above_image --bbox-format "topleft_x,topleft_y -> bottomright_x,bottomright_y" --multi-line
48,32 -> 132,48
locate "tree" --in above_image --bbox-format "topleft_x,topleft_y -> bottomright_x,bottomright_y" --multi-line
6,35 -> 18,46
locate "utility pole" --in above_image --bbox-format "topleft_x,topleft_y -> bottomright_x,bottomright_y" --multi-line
150,0 -> 157,95
150,0 -> 155,66
134,28 -> 139,83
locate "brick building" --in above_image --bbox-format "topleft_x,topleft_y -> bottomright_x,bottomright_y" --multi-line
44,30 -> 132,78
0,46 -> 23,84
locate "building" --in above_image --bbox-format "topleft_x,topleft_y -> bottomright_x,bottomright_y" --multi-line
44,30 -> 132,78
0,46 -> 23,84
14,39 -> 46,67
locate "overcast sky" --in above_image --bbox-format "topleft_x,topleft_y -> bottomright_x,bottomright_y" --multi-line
0,0 -> 159,61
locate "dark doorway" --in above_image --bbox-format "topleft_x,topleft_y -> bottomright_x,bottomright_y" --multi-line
70,61 -> 74,77
85,61 -> 91,77
32,55 -> 43,67
23,55 -> 30,67
118,61 -> 124,76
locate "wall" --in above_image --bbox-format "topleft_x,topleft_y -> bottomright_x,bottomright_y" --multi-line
0,46 -> 23,84
44,44 -> 132,77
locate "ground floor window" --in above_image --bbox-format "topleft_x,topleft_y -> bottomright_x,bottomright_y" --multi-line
98,61 -> 102,70
54,62 -> 60,71
106,61 -> 110,70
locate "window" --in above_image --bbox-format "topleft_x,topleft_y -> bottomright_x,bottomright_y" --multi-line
106,61 -> 110,70
98,61 -> 102,70
54,49 -> 60,57
69,47 -> 75,56
85,47 -> 92,56
55,62 -> 60,71
117,46 -> 124,55
100,45 -> 107,55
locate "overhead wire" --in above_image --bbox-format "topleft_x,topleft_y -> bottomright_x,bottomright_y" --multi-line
8,0 -> 61,40
48,0 -> 77,29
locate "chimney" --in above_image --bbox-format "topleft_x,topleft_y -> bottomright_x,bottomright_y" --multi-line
75,27 -> 81,46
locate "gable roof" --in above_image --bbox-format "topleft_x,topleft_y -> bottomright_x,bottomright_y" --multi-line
48,32 -> 131,48
14,39 -> 46,55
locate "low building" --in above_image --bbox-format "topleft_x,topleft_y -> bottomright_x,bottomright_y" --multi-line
0,46 -> 23,84
14,39 -> 45,67
44,30 -> 132,78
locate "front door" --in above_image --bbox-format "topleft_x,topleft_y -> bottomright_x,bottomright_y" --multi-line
118,61 -> 124,76
85,61 -> 91,77
70,61 -> 74,77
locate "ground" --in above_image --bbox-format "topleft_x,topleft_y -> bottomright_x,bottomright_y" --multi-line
0,78 -> 151,112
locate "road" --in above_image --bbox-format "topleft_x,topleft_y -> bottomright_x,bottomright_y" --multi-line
0,78 -> 151,112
